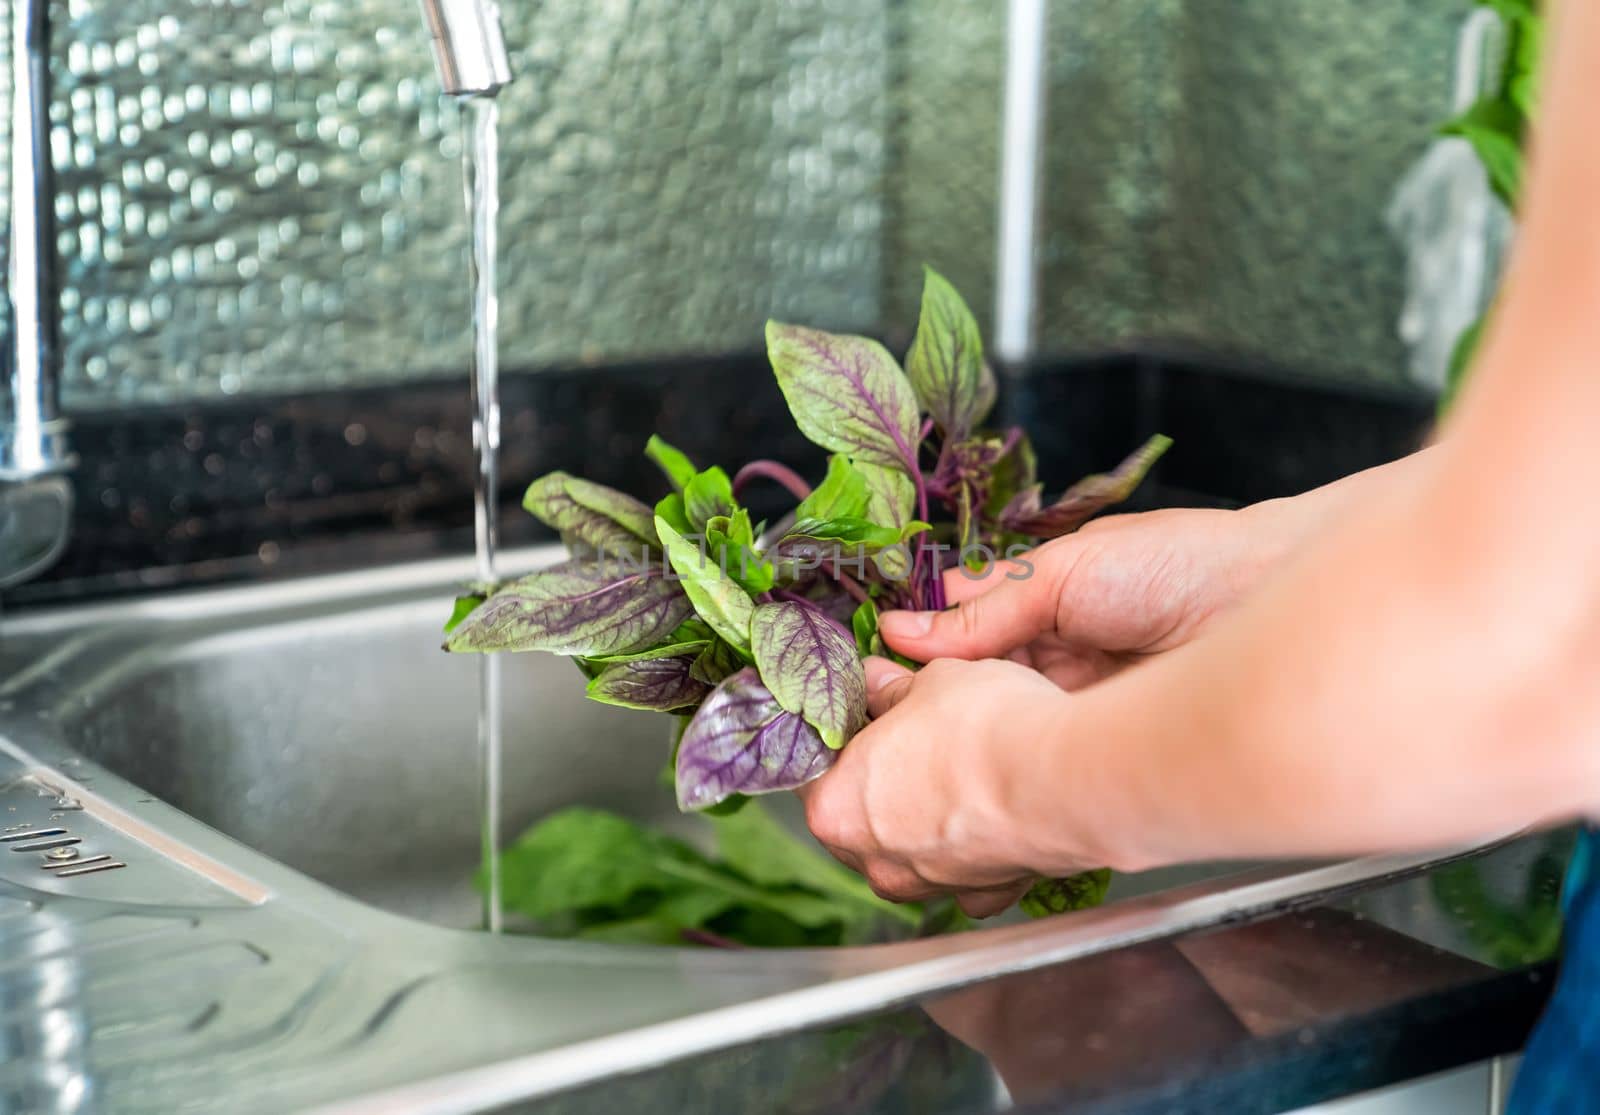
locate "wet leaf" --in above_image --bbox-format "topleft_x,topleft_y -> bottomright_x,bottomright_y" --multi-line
750,601 -> 867,750
676,668 -> 836,811
445,560 -> 692,657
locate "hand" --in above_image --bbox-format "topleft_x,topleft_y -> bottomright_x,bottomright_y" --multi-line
801,656 -> 1097,919
884,506 -> 1295,688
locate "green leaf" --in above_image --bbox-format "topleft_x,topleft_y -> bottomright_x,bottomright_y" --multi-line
1440,314 -> 1487,417
684,466 -> 737,530
856,461 -> 918,530
493,807 -> 711,921
766,321 -> 922,471
1020,869 -> 1113,918
444,593 -> 485,635
1442,98 -> 1525,207
579,640 -> 710,666
656,516 -> 756,656
781,516 -> 924,551
750,601 -> 868,750
906,266 -> 996,437
645,435 -> 698,493
690,638 -> 744,686
712,802 -> 921,930
850,598 -> 881,658
654,491 -> 694,536
705,508 -> 777,594
445,560 -> 693,657
983,430 -> 1038,520
523,471 -> 659,553
793,454 -> 872,522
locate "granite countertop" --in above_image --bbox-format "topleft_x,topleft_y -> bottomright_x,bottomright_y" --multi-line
517,831 -> 1569,1115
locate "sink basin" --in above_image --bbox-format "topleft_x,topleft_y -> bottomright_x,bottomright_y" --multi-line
35,546 -> 1233,930
0,548 -> 1485,1113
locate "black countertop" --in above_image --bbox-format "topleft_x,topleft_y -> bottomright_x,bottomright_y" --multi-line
506,831 -> 1569,1115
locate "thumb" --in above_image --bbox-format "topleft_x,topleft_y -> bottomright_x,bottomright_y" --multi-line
879,570 -> 1059,661
863,656 -> 915,719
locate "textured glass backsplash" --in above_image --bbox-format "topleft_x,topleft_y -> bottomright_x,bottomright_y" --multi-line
3,0 -> 1474,406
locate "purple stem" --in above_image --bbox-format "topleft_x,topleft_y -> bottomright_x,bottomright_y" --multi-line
732,460 -> 812,503
681,927 -> 747,950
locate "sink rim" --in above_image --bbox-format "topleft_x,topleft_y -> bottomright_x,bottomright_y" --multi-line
0,551 -> 1510,1113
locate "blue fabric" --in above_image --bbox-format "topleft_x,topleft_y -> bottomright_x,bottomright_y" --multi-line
1510,827 -> 1600,1113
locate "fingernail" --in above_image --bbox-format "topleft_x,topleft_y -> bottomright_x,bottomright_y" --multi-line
879,610 -> 933,638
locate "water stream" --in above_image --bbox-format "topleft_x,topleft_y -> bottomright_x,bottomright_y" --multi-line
461,95 -> 504,934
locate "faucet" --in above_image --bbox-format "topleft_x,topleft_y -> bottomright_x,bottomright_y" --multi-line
0,0 -> 511,591
417,0 -> 514,97
1,0 -> 73,590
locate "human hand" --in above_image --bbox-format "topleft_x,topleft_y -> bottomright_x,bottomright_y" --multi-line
884,505 -> 1295,688
801,656 -> 1101,919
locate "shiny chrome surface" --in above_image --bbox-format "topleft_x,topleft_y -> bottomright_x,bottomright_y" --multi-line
1,0 -> 74,587
0,546 -> 1498,1113
418,0 -> 513,97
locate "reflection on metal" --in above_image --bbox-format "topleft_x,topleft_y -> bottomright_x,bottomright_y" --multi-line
0,546 -> 1512,1113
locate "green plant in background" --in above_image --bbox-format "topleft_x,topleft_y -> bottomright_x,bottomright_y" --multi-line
1438,0 -> 1541,412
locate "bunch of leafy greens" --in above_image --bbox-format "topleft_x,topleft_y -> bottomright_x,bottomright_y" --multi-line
1440,0 -> 1541,411
446,268 -> 1163,943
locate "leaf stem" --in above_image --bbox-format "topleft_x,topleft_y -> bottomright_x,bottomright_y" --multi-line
732,460 -> 812,503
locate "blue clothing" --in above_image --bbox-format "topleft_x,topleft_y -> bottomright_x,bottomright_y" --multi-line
1510,827 -> 1600,1113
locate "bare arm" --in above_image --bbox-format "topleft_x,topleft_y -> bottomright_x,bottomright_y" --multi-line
803,0 -> 1600,908
1035,0 -> 1600,872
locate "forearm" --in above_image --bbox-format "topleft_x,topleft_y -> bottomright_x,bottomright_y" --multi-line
1036,471 -> 1599,873
1017,0 -> 1600,874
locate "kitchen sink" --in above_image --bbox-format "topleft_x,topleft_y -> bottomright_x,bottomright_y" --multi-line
0,548 -> 1485,1114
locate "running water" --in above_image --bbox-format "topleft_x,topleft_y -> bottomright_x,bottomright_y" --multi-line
461,95 -> 504,934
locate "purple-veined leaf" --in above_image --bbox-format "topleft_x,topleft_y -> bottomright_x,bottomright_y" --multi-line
750,601 -> 867,749
906,266 -> 996,437
656,516 -> 757,655
765,321 -> 921,472
523,472 -> 659,554
587,653 -> 711,712
1002,435 -> 1172,539
676,668 -> 837,811
445,560 -> 692,657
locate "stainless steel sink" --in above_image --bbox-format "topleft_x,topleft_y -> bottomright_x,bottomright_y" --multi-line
0,548 -> 1488,1114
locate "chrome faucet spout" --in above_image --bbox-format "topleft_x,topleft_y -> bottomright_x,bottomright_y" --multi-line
418,0 -> 514,97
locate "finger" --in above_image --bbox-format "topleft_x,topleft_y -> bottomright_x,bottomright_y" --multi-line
863,656 -> 915,718
879,566 -> 1061,662
956,888 -> 1025,920
941,557 -> 1033,606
